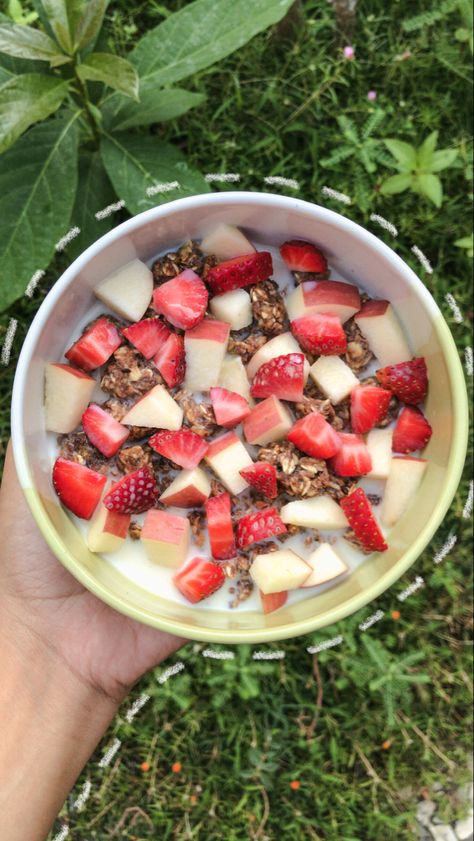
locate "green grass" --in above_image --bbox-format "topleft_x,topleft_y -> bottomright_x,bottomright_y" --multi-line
0,0 -> 472,838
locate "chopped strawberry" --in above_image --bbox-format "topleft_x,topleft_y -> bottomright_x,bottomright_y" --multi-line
236,507 -> 287,549
340,488 -> 388,552
149,428 -> 209,469
152,269 -> 208,330
392,407 -> 432,453
210,387 -> 251,428
279,239 -> 328,274
287,412 -> 341,459
376,357 -> 428,405
329,432 -> 372,477
65,317 -> 121,371
350,385 -> 392,434
82,403 -> 130,457
103,465 -> 159,514
206,251 -> 273,294
250,353 -> 305,402
290,313 -> 347,355
173,556 -> 226,603
52,457 -> 106,520
260,589 -> 288,614
153,333 -> 185,388
122,317 -> 170,359
205,493 -> 236,560
239,463 -> 278,499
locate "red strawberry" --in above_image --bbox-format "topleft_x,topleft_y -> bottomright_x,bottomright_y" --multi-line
173,556 -> 226,604
279,239 -> 328,274
152,269 -> 208,330
376,357 -> 428,405
65,317 -> 121,371
340,488 -> 388,552
250,353 -> 305,402
206,251 -> 273,294
52,457 -> 106,520
290,313 -> 347,355
260,589 -> 288,614
149,428 -> 209,469
122,317 -> 170,359
287,412 -> 341,459
205,493 -> 236,560
329,433 -> 372,477
153,333 -> 185,388
210,387 -> 251,428
392,407 -> 432,453
103,465 -> 159,513
82,403 -> 130,457
236,507 -> 287,549
239,463 -> 278,499
350,385 -> 392,434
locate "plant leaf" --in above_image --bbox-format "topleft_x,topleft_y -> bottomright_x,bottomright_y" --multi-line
379,172 -> 413,195
0,73 -> 69,153
415,173 -> 443,207
67,149 -> 116,259
416,130 -> 438,170
40,0 -> 84,54
0,114 -> 79,312
73,0 -> 108,51
100,132 -> 210,216
102,83 -> 205,130
383,139 -> 417,171
77,52 -> 139,99
430,148 -> 458,172
0,21 -> 71,65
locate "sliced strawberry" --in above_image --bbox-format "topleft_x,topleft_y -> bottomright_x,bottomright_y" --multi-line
148,428 -> 209,469
260,589 -> 288,614
250,353 -> 305,402
65,317 -> 122,371
329,433 -> 372,477
122,317 -> 170,359
173,556 -> 226,604
153,333 -> 185,388
339,488 -> 388,552
236,507 -> 287,549
290,313 -> 347,355
82,403 -> 130,458
103,465 -> 159,514
152,269 -> 208,330
392,407 -> 432,453
287,412 -> 341,459
52,457 -> 106,520
239,463 -> 278,499
205,493 -> 236,560
206,251 -> 273,294
209,387 -> 251,428
350,385 -> 392,434
376,357 -> 428,405
279,239 -> 328,274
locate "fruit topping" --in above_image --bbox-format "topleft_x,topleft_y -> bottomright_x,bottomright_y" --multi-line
287,411 -> 341,459
206,251 -> 273,294
392,407 -> 432,453
153,333 -> 185,388
52,457 -> 106,520
205,492 -> 236,560
329,432 -> 372,477
122,317 -> 170,359
82,403 -> 130,457
350,385 -> 392,434
279,239 -> 328,273
152,269 -> 208,330
340,488 -> 388,552
251,353 -> 305,402
173,556 -> 226,603
148,428 -> 209,469
103,465 -> 159,513
65,317 -> 122,371
376,357 -> 428,405
291,312 -> 347,355
236,507 -> 287,549
239,463 -> 278,499
210,387 -> 251,428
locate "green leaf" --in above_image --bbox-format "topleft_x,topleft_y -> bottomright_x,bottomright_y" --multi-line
383,139 -> 417,171
40,0 -> 84,54
0,114 -> 79,312
379,172 -> 413,195
67,149 -> 116,260
102,83 -> 205,130
100,132 -> 210,216
0,21 -> 71,66
129,0 -> 295,86
77,52 -> 139,99
8,0 -> 39,25
415,173 -> 443,207
430,148 -> 458,172
416,130 -> 439,170
73,0 -> 108,51
0,73 -> 69,152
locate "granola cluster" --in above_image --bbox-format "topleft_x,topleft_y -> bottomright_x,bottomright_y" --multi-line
151,239 -> 217,285
257,440 -> 354,501
344,317 -> 374,373
227,333 -> 267,364
116,444 -> 153,474
249,279 -> 287,336
58,431 -> 108,473
174,389 -> 219,438
101,346 -> 162,399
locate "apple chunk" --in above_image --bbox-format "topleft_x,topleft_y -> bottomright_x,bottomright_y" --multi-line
381,456 -> 427,526
246,332 -> 309,381
218,355 -> 254,405
354,300 -> 411,366
159,468 -> 211,508
44,362 -> 96,433
200,223 -> 256,260
87,502 -> 130,553
121,385 -> 183,429
285,280 -> 361,323
95,259 -> 153,323
141,509 -> 190,567
184,318 -> 230,392
243,395 -> 293,446
205,431 -> 253,495
250,549 -> 311,593
366,428 -> 393,479
309,355 -> 359,404
210,288 -> 252,330
300,543 -> 348,587
259,590 -> 288,614
280,495 -> 349,529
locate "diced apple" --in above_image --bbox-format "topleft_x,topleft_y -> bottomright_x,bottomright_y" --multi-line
243,396 -> 293,446
300,543 -> 348,587
159,467 -> 211,508
285,280 -> 361,323
381,456 -> 427,526
280,495 -> 349,529
200,223 -> 256,260
44,362 -> 96,434
259,589 -> 288,614
218,355 -> 254,405
205,431 -> 253,495
250,549 -> 311,594
354,300 -> 411,366
309,356 -> 359,404
210,288 -> 252,330
366,428 -> 393,480
87,502 -> 130,553
141,509 -> 190,567
184,318 -> 230,392
121,385 -> 183,429
95,259 -> 153,323
246,332 -> 310,382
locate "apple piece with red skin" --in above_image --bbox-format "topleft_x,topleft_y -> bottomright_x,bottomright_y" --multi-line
309,355 -> 359,404
354,299 -> 411,367
87,499 -> 131,553
280,495 -> 349,530
300,543 -> 348,588
205,431 -> 253,495
141,509 -> 190,567
184,317 -> 230,392
95,259 -> 153,323
44,363 -> 96,434
210,288 -> 253,330
366,428 -> 393,479
259,589 -> 288,614
285,280 -> 361,323
159,467 -> 211,508
218,355 -> 254,406
246,332 -> 310,382
201,223 -> 256,260
250,549 -> 311,594
381,456 -> 427,527
243,395 -> 293,446
121,385 -> 183,429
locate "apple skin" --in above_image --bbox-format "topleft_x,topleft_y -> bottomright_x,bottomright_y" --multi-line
44,362 -> 96,434
243,396 -> 293,446
205,431 -> 253,495
218,355 -> 254,405
259,589 -> 288,614
354,300 -> 411,367
184,318 -> 230,391
141,509 -> 190,567
87,504 -> 131,553
285,280 -> 360,323
246,332 -> 309,381
159,468 -> 211,508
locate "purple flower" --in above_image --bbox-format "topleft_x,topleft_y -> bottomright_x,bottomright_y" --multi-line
343,45 -> 355,60
367,90 -> 377,101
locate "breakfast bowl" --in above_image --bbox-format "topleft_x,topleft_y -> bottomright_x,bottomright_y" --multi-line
11,191 -> 469,643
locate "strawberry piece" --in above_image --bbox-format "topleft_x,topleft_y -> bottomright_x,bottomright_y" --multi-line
103,465 -> 159,514
148,428 -> 209,469
82,403 -> 130,458
279,239 -> 328,274
239,463 -> 278,499
260,589 -> 288,614
250,353 -> 305,402
205,493 -> 236,560
52,457 -> 106,520
122,317 -> 170,359
206,251 -> 273,294
287,412 -> 341,459
329,432 -> 372,477
376,357 -> 428,405
153,333 -> 185,388
65,317 -> 122,371
340,488 -> 388,552
210,387 -> 251,428
392,407 -> 432,454
290,313 -> 347,355
350,385 -> 392,434
236,507 -> 287,549
152,269 -> 208,330
173,556 -> 226,604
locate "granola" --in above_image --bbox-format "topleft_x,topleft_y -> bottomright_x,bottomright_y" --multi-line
188,512 -> 206,548
116,444 -> 154,474
294,396 -> 345,431
227,333 -> 267,364
343,529 -> 373,555
151,240 -> 217,285
57,431 -> 108,473
100,346 -> 162,399
257,440 -> 331,498
344,317 -> 374,372
128,521 -> 142,540
249,279 -> 287,336
292,269 -> 330,285
174,389 -> 219,438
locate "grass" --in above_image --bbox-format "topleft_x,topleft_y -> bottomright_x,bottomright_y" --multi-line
0,0 -> 472,838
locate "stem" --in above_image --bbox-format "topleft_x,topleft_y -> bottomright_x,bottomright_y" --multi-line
75,70 -> 100,144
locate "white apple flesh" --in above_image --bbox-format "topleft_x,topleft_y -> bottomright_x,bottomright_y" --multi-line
184,318 -> 230,391
354,300 -> 411,367
218,355 -> 254,405
300,543 -> 348,587
121,385 -> 183,429
141,509 -> 190,567
159,467 -> 211,508
44,362 -> 96,433
210,288 -> 253,330
250,549 -> 312,593
87,503 -> 131,553
95,258 -> 153,323
243,395 -> 293,446
309,355 -> 359,404
285,280 -> 360,323
280,495 -> 349,529
381,456 -> 427,526
246,332 -> 310,381
205,431 -> 253,494
200,223 -> 256,260
366,428 -> 393,479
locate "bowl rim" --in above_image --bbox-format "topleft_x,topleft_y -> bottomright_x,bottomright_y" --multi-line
11,191 -> 469,643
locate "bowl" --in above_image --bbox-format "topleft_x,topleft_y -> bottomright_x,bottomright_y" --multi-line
11,192 -> 469,643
